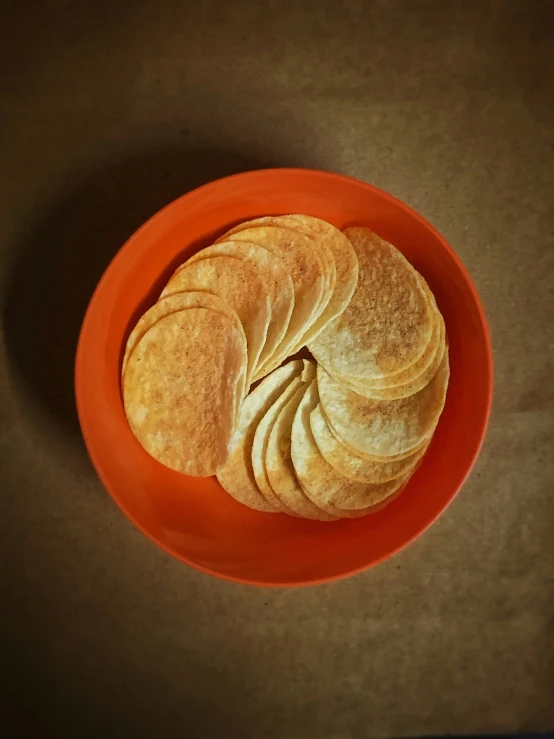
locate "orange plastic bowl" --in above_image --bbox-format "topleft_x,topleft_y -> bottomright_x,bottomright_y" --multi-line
75,169 -> 492,587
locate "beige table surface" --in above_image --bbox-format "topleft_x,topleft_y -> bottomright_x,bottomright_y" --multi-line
1,1 -> 553,737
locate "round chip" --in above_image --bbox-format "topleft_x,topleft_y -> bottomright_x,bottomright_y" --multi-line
291,381 -> 410,517
216,360 -> 304,513
121,293 -> 247,419
265,383 -> 337,521
123,309 -> 246,477
334,277 -> 445,397
317,349 -> 450,457
216,225 -> 325,373
337,329 -> 447,401
310,404 -> 427,483
160,255 -> 271,384
309,227 -> 434,379
183,240 -> 295,376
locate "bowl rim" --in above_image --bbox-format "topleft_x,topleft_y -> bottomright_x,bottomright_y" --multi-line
75,167 -> 494,588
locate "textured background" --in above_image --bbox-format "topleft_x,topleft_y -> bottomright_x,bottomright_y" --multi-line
1,1 -> 553,737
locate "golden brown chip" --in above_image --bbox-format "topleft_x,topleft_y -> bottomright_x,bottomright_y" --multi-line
160,255 -> 270,385
280,215 -> 358,342
121,292 -> 247,407
216,360 -> 304,513
220,216 -> 334,329
123,309 -> 246,477
291,381 -> 410,517
310,404 -> 427,483
183,240 -> 295,376
216,225 -> 325,374
317,349 -> 450,457
265,382 -> 337,521
309,227 -> 434,379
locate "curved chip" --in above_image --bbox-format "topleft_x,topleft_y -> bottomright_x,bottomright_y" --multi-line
265,382 -> 337,521
123,309 -> 246,477
216,225 -> 325,373
280,215 -> 358,342
251,360 -> 316,511
317,349 -> 450,457
221,215 -> 333,328
310,404 -> 427,483
341,338 -> 446,401
183,240 -> 295,376
160,255 -> 271,384
291,382 -> 410,516
216,360 -> 304,512
309,227 -> 434,379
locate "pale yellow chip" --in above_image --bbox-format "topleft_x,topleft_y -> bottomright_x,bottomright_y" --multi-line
334,276 -> 445,397
183,240 -> 295,375
251,360 -> 316,510
317,349 -> 450,457
123,309 -> 245,477
291,381 -> 410,516
160,255 -> 271,385
310,404 -> 427,483
216,225 -> 325,374
338,328 -> 447,401
309,227 -> 434,379
265,381 -> 337,521
216,360 -> 304,512
251,377 -> 304,510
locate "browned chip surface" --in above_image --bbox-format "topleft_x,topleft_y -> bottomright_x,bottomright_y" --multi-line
160,255 -> 270,384
121,290 -> 246,378
216,225 -> 325,372
123,308 -> 245,477
184,240 -> 295,376
282,214 -> 359,341
309,227 -> 433,379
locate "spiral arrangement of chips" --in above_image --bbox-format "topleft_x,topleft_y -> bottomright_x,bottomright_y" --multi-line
122,217 -> 449,519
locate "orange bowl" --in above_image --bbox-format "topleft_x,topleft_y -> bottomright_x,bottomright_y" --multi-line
75,169 -> 493,586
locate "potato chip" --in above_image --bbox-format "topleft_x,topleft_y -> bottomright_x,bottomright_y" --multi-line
279,215 -> 358,342
317,349 -> 450,457
221,215 -> 334,323
183,240 -> 295,376
121,292 -> 247,420
251,378 -> 304,510
265,382 -> 337,521
216,225 -> 325,373
251,360 -> 316,510
310,404 -> 427,483
337,330 -> 447,401
216,360 -> 304,512
160,255 -> 270,384
309,227 -> 434,379
291,381 -> 410,516
123,309 -> 245,476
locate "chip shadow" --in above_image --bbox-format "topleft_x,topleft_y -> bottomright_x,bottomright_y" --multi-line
2,145 -> 284,441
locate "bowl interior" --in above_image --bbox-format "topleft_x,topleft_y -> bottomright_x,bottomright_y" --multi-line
76,169 -> 492,586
